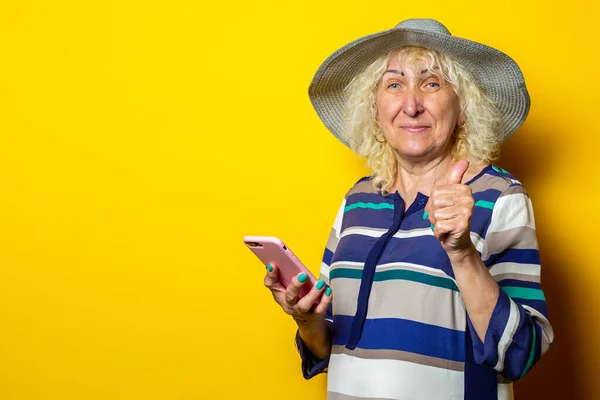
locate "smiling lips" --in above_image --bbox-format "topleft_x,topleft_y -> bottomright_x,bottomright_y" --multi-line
400,125 -> 430,133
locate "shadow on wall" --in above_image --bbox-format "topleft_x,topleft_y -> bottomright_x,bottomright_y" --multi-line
501,125 -> 585,399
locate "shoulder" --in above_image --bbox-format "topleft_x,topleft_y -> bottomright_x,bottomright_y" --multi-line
342,175 -> 380,199
469,165 -> 535,234
469,165 -> 530,202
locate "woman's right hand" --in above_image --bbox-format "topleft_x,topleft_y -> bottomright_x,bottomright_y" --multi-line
263,263 -> 332,333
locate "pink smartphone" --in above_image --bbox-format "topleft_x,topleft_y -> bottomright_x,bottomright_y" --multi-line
243,236 -> 318,299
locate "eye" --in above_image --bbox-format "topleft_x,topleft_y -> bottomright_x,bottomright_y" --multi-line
422,80 -> 442,92
387,83 -> 400,89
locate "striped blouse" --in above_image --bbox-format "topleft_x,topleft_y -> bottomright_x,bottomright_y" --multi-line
295,165 -> 554,400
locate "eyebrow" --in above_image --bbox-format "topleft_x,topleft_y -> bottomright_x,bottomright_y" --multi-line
383,69 -> 431,77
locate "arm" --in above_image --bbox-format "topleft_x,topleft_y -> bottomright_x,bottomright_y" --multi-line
296,307 -> 333,360
264,264 -> 332,378
428,161 -> 499,340
447,247 -> 499,343
264,197 -> 345,379
294,302 -> 333,378
464,185 -> 554,380
295,196 -> 346,377
427,162 -> 554,380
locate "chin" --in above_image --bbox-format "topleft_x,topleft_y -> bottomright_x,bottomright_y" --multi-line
395,146 -> 434,160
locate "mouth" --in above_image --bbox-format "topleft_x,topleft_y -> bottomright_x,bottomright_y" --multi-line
400,125 -> 430,133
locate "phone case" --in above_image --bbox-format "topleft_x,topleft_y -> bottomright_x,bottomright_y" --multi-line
243,236 -> 318,299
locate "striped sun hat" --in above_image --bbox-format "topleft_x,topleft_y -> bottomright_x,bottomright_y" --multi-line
308,18 -> 530,147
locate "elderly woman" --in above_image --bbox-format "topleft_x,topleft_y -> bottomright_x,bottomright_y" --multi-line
264,18 -> 553,399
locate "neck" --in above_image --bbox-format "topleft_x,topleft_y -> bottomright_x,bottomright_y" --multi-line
390,153 -> 454,203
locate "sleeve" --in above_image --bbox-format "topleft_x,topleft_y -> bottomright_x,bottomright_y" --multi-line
468,184 -> 554,381
295,196 -> 346,379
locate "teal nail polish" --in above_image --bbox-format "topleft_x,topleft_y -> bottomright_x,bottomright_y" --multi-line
298,273 -> 308,283
267,264 -> 273,272
325,287 -> 332,296
430,223 -> 435,231
423,211 -> 429,220
316,280 -> 325,290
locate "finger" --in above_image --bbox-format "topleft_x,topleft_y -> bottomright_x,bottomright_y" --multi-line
425,194 -> 456,225
429,193 -> 456,210
424,202 -> 436,229
264,263 -> 283,290
284,272 -> 310,305
431,183 -> 471,199
432,218 -> 451,240
432,204 -> 471,222
296,279 -> 328,313
425,185 -> 466,223
446,160 -> 470,185
429,185 -> 473,218
314,286 -> 333,315
433,217 -> 471,240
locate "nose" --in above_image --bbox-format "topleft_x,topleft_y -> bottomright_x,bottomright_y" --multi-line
402,90 -> 424,117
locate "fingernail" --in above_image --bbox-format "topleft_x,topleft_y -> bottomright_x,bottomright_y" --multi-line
423,211 -> 429,220
316,280 -> 325,290
298,273 -> 308,283
267,264 -> 273,272
325,287 -> 332,296
430,223 -> 435,231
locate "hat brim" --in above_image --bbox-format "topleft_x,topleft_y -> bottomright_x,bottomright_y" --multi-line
309,27 -> 530,147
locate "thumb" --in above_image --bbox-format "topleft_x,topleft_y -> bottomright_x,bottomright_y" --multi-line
446,160 -> 470,184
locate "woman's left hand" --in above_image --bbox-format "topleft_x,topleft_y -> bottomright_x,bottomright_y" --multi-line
425,160 -> 476,257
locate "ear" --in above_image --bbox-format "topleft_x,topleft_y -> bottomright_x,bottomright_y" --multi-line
374,105 -> 381,128
457,111 -> 465,127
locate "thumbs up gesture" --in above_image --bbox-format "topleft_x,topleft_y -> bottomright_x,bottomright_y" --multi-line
425,160 -> 475,256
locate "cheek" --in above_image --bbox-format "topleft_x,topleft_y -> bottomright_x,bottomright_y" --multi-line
427,90 -> 460,118
430,101 -> 460,132
376,97 -> 400,123
444,97 -> 462,126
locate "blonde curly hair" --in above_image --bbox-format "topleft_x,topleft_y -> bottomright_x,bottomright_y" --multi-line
342,46 -> 503,192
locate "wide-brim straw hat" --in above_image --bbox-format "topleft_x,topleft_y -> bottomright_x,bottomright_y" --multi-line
308,18 -> 530,147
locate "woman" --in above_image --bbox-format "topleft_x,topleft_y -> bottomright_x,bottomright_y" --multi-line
264,18 -> 553,399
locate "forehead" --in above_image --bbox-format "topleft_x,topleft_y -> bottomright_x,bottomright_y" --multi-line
385,52 -> 431,72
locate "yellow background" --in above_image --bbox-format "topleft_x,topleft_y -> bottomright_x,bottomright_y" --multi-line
0,0 -> 596,398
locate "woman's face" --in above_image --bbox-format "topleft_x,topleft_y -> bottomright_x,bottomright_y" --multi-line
376,54 -> 463,162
